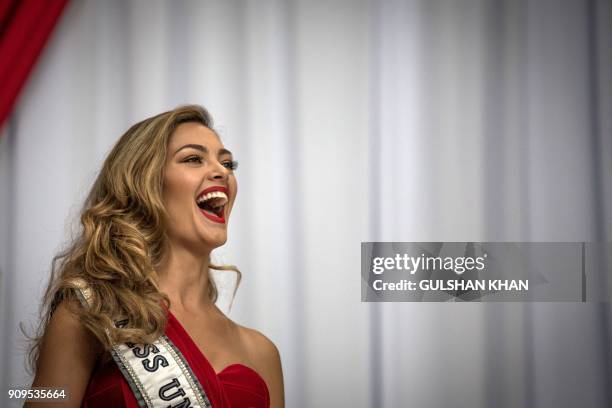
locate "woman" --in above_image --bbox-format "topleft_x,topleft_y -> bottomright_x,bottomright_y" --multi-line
26,105 -> 284,407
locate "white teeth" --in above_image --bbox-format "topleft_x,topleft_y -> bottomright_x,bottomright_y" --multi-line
196,191 -> 228,204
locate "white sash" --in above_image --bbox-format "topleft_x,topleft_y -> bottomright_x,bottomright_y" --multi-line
72,279 -> 212,408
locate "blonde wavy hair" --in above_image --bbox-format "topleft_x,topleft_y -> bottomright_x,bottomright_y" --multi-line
27,105 -> 240,373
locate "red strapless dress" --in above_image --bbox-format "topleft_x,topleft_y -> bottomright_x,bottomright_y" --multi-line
81,310 -> 270,407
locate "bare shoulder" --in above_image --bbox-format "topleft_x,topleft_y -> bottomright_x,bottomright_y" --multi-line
26,299 -> 102,408
37,298 -> 102,361
237,324 -> 285,408
238,325 -> 280,361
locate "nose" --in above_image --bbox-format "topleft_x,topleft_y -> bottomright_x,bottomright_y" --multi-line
208,160 -> 228,180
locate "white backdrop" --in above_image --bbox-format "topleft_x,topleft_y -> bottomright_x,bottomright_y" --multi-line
1,0 -> 611,407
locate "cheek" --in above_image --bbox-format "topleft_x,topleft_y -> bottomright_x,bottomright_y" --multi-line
228,178 -> 238,208
230,176 -> 238,199
163,172 -> 195,217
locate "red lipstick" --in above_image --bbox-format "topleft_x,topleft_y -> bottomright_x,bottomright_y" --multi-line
197,185 -> 228,224
197,185 -> 228,200
200,209 -> 225,224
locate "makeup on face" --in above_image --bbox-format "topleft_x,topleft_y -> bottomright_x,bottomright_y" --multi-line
195,185 -> 229,224
163,123 -> 238,251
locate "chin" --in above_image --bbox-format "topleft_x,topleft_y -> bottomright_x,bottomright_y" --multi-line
202,235 -> 228,249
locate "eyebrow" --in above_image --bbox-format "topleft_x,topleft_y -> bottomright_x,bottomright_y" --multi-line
174,144 -> 233,157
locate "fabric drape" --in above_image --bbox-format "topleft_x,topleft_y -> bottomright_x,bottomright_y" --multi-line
0,0 -> 69,129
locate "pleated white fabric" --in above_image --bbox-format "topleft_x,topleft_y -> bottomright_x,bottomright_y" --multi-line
0,1 -> 611,407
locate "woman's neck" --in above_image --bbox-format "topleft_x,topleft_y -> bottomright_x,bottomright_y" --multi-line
155,243 -> 215,313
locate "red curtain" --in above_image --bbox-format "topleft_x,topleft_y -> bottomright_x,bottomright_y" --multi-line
0,0 -> 69,130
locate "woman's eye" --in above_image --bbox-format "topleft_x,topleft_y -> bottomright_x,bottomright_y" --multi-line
183,156 -> 203,164
222,160 -> 239,171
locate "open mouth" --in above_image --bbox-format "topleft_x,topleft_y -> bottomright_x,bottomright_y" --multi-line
196,188 -> 228,223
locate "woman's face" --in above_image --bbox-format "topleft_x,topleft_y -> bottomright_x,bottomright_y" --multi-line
162,122 -> 237,253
